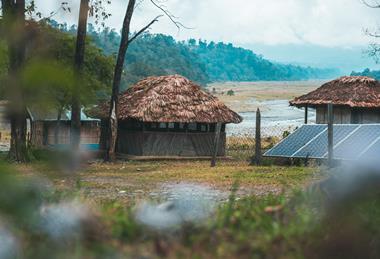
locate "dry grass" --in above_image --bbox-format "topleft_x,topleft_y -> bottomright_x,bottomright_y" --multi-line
208,81 -> 323,112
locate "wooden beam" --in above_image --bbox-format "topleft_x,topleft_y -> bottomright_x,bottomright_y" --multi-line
211,122 -> 222,167
304,105 -> 308,124
327,103 -> 334,167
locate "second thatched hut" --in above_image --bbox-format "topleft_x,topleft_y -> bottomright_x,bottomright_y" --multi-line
93,75 -> 242,157
290,76 -> 380,124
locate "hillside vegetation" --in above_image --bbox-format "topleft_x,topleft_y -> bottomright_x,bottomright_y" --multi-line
53,22 -> 338,90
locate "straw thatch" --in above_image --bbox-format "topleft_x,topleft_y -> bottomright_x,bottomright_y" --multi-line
93,75 -> 242,124
290,76 -> 380,108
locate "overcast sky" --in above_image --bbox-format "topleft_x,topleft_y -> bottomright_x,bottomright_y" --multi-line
36,0 -> 380,71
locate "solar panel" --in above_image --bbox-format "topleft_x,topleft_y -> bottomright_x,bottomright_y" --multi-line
264,124 -> 380,160
333,125 -> 380,160
292,125 -> 359,159
359,136 -> 380,160
264,125 -> 326,157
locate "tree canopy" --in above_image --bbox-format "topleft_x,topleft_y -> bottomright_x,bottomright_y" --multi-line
0,22 -> 114,110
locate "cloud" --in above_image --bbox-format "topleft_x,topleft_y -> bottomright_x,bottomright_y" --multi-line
36,0 -> 380,47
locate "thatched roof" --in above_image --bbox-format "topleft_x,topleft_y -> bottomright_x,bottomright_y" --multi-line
93,75 -> 242,124
290,76 -> 380,108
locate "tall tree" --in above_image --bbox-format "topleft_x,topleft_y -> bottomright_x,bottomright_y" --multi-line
2,0 -> 29,162
104,0 -> 182,161
71,0 -> 89,150
104,0 -> 135,161
364,1 -> 380,62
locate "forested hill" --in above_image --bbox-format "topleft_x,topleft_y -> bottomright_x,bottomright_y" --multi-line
53,22 -> 338,89
351,68 -> 380,80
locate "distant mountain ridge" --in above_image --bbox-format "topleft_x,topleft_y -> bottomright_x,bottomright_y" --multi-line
51,21 -> 339,90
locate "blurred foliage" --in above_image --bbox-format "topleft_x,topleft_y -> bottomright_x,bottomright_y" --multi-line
0,21 -> 114,111
2,159 -> 380,258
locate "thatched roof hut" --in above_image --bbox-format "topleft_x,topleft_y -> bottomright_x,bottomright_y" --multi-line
97,75 -> 242,157
290,76 -> 380,124
290,76 -> 380,108
94,75 -> 242,123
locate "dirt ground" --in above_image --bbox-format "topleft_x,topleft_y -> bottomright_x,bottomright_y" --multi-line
17,160 -> 322,205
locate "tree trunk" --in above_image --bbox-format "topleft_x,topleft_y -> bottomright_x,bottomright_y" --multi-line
104,0 -> 136,162
71,0 -> 89,150
54,108 -> 63,145
3,0 -> 29,162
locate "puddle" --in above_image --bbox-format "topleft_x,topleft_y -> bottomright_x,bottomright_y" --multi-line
136,182 -> 228,230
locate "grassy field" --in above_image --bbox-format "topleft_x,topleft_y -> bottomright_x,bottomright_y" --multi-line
18,160 -> 320,205
208,81 -> 324,112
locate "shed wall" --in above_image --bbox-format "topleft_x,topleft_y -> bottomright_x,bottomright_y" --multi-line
31,121 -> 100,147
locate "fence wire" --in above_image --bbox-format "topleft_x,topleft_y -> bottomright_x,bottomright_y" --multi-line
226,125 -> 298,161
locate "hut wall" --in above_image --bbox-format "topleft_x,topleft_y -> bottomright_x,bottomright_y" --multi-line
316,106 -> 380,124
352,108 -> 380,124
116,131 -> 226,157
116,131 -> 144,155
316,106 -> 352,124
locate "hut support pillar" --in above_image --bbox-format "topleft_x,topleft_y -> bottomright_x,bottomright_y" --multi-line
328,103 -> 334,168
211,122 -> 222,167
304,105 -> 308,124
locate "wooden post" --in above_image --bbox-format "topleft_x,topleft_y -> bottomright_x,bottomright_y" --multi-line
211,122 -> 222,167
252,108 -> 262,165
327,103 -> 334,167
304,105 -> 308,124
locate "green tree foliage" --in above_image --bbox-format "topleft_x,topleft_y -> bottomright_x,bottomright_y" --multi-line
0,22 -> 114,109
351,68 -> 380,80
194,40 -> 338,82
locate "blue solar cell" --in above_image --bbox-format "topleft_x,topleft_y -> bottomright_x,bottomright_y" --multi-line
264,125 -> 326,157
292,125 -> 359,159
360,137 -> 380,160
334,125 -> 380,160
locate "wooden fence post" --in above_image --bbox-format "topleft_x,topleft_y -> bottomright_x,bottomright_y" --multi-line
211,122 -> 222,167
327,103 -> 334,167
251,108 -> 262,165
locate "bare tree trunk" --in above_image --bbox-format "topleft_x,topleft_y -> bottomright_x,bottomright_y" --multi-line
3,0 -> 29,162
54,107 -> 63,145
104,0 -> 136,162
71,0 -> 89,150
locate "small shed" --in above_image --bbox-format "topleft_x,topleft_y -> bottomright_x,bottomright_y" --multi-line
290,76 -> 380,124
29,108 -> 100,149
94,75 -> 242,157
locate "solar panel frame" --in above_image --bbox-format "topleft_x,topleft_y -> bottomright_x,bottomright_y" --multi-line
332,125 -> 380,160
292,125 -> 359,159
264,125 -> 326,158
264,124 -> 380,161
359,136 -> 380,160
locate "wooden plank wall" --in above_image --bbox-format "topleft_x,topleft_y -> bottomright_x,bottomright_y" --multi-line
116,131 -> 144,155
31,121 -> 100,147
116,131 -> 226,157
317,106 -> 380,124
